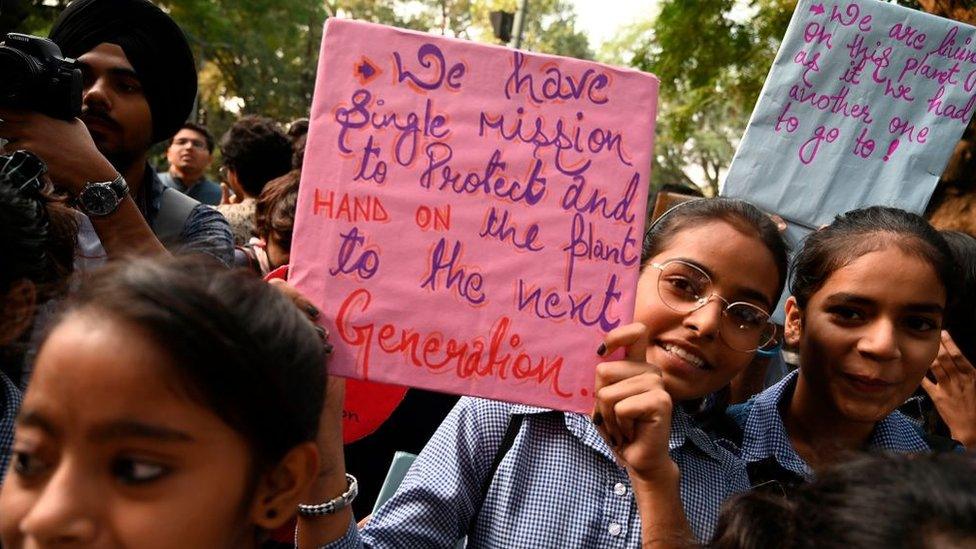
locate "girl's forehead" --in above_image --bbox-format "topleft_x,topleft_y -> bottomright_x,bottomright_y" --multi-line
816,248 -> 946,306
652,221 -> 781,305
28,315 -> 203,424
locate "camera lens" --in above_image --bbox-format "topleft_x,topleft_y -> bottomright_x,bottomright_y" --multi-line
0,46 -> 41,101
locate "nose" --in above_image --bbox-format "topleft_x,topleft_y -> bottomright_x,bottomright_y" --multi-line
856,318 -> 901,362
18,459 -> 99,544
682,295 -> 723,340
82,76 -> 113,113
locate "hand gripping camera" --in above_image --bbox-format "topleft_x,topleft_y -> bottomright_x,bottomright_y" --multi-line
0,33 -> 82,120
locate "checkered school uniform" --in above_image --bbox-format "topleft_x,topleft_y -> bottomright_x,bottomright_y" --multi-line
325,397 -> 749,548
1,370 -> 22,484
727,370 -> 932,482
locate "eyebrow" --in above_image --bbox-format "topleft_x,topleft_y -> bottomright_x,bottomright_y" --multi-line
78,62 -> 141,82
88,421 -> 195,444
823,292 -> 944,314
15,412 -> 194,444
16,411 -> 58,436
670,257 -> 775,309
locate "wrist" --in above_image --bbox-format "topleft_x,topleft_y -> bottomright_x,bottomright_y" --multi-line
630,459 -> 680,490
62,158 -> 119,196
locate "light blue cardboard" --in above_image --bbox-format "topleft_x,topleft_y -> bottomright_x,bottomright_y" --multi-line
723,0 -> 976,229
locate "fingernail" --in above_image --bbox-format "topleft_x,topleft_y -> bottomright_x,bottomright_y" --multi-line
305,304 -> 320,319
592,412 -> 603,427
596,343 -> 607,357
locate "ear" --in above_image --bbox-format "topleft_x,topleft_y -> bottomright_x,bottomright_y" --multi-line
227,169 -> 245,197
783,296 -> 803,347
0,279 -> 37,346
249,442 -> 319,530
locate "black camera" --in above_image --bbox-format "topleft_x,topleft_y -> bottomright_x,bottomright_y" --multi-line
0,33 -> 82,120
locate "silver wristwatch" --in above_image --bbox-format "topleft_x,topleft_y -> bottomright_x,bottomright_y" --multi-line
296,474 -> 359,516
78,173 -> 128,217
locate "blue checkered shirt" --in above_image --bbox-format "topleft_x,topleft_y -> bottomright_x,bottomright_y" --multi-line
726,370 -> 931,481
324,397 -> 749,548
1,370 -> 22,485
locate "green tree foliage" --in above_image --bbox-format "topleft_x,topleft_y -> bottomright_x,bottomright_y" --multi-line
7,0 -> 588,154
617,0 -> 792,195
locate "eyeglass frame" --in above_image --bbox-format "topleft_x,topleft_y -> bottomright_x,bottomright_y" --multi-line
649,260 -> 777,352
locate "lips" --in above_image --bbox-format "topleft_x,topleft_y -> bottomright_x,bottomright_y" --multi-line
842,373 -> 895,394
81,112 -> 121,134
660,341 -> 711,371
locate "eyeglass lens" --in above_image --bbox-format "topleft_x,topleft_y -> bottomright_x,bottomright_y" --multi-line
656,261 -> 775,351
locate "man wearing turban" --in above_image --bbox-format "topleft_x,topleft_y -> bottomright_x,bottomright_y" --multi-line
0,0 -> 233,266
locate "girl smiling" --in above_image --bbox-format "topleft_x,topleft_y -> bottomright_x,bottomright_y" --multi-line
722,206 -> 961,489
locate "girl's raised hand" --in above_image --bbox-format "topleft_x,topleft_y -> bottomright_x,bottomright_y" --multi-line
921,331 -> 976,448
593,323 -> 677,483
594,323 -> 692,548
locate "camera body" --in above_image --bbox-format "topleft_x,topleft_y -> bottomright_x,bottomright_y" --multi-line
0,33 -> 82,120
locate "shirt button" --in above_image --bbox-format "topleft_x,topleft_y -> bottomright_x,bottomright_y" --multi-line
613,482 -> 627,496
608,523 -> 622,536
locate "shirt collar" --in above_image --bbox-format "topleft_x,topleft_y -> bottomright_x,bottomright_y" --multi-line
739,370 -> 812,477
1,371 -> 22,426
509,402 -> 729,464
740,370 -> 931,476
871,410 -> 930,452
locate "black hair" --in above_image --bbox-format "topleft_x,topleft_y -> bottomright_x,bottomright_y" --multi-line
942,231 -> 976,361
61,256 -> 327,469
256,170 -> 300,251
0,152 -> 78,382
219,116 -> 293,197
287,118 -> 310,143
790,207 -> 959,309
641,198 -> 790,301
713,453 -> 976,549
292,133 -> 307,171
0,152 -> 76,294
174,122 -> 215,153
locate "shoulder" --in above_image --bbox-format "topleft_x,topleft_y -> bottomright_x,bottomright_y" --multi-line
195,180 -> 223,205
875,410 -> 946,453
178,204 -> 234,266
157,171 -> 176,187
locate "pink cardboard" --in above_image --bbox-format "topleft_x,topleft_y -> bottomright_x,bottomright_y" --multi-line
291,19 -> 659,413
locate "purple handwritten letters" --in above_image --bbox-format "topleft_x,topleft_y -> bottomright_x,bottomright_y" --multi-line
724,0 -> 976,228
289,19 -> 659,412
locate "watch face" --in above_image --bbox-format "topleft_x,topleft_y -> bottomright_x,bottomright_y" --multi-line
80,184 -> 120,216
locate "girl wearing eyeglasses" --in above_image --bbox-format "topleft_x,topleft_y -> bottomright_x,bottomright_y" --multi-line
300,198 -> 789,548
713,207 -> 960,493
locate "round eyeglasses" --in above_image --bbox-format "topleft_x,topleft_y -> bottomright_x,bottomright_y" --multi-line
650,260 -> 777,352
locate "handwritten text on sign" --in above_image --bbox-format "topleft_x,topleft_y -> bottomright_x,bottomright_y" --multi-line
723,0 -> 976,228
289,19 -> 659,412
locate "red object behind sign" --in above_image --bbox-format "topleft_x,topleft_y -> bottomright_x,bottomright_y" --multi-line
264,265 -> 407,443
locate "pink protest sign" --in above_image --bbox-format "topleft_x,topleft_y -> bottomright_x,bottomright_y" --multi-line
290,19 -> 658,412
